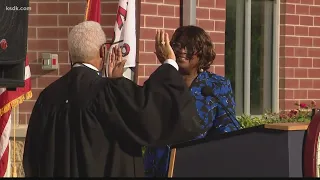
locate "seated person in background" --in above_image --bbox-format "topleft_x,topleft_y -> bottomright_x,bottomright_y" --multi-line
143,25 -> 241,177
23,21 -> 204,177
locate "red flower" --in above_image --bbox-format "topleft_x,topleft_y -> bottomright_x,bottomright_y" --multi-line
300,103 -> 308,109
288,109 -> 297,118
280,113 -> 288,119
290,109 -> 298,115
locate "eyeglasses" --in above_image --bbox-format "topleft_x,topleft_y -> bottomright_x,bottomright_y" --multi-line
170,42 -> 182,52
170,42 -> 189,60
170,41 -> 199,60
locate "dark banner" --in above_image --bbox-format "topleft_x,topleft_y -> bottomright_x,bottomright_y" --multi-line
0,0 -> 29,64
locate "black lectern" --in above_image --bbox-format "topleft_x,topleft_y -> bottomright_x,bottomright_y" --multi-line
168,123 -> 309,177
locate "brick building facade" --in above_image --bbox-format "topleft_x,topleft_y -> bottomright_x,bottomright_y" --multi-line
19,0 -> 320,124
279,0 -> 320,111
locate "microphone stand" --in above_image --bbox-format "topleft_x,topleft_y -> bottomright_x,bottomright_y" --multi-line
201,87 -> 241,136
211,95 -> 241,130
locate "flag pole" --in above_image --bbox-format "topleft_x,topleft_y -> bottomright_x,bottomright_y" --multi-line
12,107 -> 17,177
85,0 -> 91,21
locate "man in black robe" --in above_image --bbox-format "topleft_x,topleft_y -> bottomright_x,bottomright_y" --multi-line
23,21 -> 203,177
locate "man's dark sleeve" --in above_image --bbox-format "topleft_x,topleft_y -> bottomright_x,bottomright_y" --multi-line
23,95 -> 45,177
103,64 -> 205,146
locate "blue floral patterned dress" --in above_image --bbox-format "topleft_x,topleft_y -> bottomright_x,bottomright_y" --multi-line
142,71 -> 241,177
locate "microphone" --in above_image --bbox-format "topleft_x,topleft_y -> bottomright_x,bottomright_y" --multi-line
201,86 -> 240,131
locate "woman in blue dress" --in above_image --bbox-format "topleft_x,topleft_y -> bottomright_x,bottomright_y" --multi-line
143,25 -> 241,177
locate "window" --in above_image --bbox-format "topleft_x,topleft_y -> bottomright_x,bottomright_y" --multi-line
225,0 -> 280,115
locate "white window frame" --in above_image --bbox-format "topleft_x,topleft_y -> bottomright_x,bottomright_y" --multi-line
234,0 -> 280,115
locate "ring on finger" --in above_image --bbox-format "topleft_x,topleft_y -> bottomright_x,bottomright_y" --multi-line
161,41 -> 165,45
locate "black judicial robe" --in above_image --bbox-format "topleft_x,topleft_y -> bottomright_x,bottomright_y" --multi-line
23,64 -> 203,177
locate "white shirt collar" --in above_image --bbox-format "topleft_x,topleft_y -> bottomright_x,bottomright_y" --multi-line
73,63 -> 99,72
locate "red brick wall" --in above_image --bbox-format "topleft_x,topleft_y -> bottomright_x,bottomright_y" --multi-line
279,0 -> 320,111
21,0 -> 118,124
21,0 -> 226,123
138,0 -> 226,85
18,0 -> 320,123
197,0 -> 226,76
138,0 -> 181,85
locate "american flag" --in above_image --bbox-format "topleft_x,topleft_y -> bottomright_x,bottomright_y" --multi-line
0,56 -> 32,177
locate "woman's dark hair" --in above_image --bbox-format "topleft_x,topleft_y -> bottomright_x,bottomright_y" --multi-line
170,25 -> 216,71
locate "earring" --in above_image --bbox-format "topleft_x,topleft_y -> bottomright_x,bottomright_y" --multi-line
199,68 -> 204,73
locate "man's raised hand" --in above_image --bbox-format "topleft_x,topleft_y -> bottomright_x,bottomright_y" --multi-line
108,46 -> 127,78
